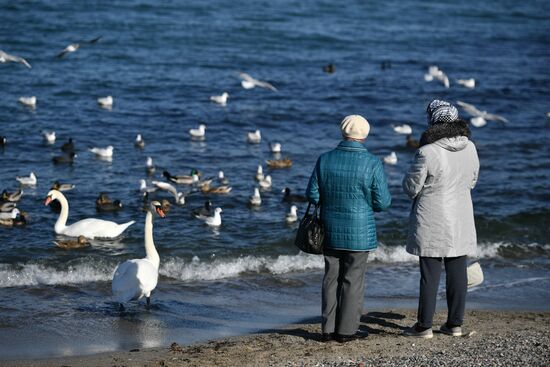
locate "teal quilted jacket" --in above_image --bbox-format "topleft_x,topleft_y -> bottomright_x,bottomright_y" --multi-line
306,140 -> 391,251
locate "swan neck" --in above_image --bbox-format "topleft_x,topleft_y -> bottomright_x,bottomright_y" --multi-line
55,194 -> 69,233
144,211 -> 160,268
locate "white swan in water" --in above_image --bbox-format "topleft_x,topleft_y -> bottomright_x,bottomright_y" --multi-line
44,189 -> 135,239
112,201 -> 166,308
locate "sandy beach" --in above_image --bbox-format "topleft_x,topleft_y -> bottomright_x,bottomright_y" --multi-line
5,309 -> 549,367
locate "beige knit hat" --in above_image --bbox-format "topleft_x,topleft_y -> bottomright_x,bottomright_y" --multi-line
340,115 -> 370,140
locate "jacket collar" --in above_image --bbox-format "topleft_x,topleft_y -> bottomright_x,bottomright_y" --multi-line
337,140 -> 367,151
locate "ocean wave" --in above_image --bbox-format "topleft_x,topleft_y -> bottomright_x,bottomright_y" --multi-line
1,242 -> 548,287
0,263 -> 113,288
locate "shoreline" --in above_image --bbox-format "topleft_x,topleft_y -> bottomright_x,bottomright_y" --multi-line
5,309 -> 549,367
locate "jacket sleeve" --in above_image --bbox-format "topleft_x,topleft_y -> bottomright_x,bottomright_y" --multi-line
402,149 -> 428,199
470,143 -> 480,190
371,159 -> 392,212
306,158 -> 321,205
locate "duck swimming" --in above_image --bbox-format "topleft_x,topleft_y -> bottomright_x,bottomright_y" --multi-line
281,187 -> 307,203
53,235 -> 90,249
52,152 -> 77,165
96,193 -> 123,212
266,158 -> 292,169
192,200 -> 212,218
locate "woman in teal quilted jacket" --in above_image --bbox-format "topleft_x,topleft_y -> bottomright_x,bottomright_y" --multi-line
306,115 -> 391,343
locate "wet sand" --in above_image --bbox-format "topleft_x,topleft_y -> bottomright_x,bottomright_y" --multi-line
5,309 -> 549,367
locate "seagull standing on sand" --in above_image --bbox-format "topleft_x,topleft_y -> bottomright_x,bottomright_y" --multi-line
383,152 -> 398,165
189,124 -> 206,139
392,124 -> 412,135
456,78 -> 476,89
424,65 -> 450,88
18,96 -> 36,108
0,50 -> 31,68
247,130 -> 261,144
89,145 -> 114,159
210,92 -> 228,105
456,101 -> 509,127
239,72 -> 277,91
97,96 -> 113,109
16,172 -> 37,186
42,131 -> 56,144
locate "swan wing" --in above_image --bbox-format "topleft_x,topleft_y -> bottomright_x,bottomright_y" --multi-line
112,259 -> 158,303
63,218 -> 134,239
112,260 -> 142,303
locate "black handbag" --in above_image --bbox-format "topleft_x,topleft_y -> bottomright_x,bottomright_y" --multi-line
294,203 -> 325,254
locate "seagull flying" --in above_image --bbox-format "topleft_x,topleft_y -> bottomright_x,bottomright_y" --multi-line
424,65 -> 449,88
457,101 -> 509,127
238,72 -> 277,91
0,50 -> 31,68
56,36 -> 102,58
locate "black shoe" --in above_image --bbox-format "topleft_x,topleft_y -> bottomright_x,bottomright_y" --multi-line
321,333 -> 335,342
335,330 -> 369,343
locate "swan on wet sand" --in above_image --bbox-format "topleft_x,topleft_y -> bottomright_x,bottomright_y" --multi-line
112,201 -> 166,309
44,189 -> 135,239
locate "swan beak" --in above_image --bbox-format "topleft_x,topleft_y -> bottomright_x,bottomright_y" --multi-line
44,196 -> 52,206
156,207 -> 166,218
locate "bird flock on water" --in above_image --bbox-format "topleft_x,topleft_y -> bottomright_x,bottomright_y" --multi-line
1,41 -> 518,309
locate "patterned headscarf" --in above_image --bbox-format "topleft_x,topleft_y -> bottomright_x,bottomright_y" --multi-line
426,99 -> 458,125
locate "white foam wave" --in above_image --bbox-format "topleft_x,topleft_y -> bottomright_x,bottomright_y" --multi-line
0,263 -> 112,288
1,242 -> 547,287
160,252 -> 324,281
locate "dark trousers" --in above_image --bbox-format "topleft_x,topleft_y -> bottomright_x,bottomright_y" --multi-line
322,249 -> 369,336
417,256 -> 467,328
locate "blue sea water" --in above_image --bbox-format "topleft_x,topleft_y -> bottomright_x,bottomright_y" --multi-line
1,0 -> 549,359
